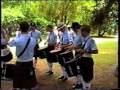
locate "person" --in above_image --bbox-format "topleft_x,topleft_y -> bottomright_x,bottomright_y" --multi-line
8,21 -> 38,90
29,23 -> 42,66
67,25 -> 75,41
76,25 -> 98,89
69,22 -> 83,89
45,25 -> 57,75
57,23 -> 74,81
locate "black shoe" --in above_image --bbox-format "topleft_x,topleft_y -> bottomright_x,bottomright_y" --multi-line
61,77 -> 68,82
46,71 -> 53,75
58,76 -> 64,79
72,84 -> 82,89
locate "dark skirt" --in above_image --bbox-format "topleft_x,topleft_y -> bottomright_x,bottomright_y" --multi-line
34,44 -> 39,58
13,61 -> 37,89
78,57 -> 94,82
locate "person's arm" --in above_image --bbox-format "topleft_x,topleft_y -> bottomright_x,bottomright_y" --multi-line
8,38 -> 19,47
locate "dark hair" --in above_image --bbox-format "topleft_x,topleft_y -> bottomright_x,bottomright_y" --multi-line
71,22 -> 81,30
81,25 -> 91,33
47,25 -> 54,29
20,21 -> 29,32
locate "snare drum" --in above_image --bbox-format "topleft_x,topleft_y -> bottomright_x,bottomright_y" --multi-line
37,46 -> 48,59
58,51 -> 74,66
48,49 -> 62,63
58,51 -> 79,77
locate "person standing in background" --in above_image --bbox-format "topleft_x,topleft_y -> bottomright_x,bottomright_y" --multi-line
29,23 -> 42,66
57,23 -> 74,81
45,25 -> 58,75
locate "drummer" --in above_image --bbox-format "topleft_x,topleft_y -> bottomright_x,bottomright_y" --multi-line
70,22 -> 83,89
29,23 -> 42,65
57,23 -> 74,81
45,25 -> 58,75
76,25 -> 98,89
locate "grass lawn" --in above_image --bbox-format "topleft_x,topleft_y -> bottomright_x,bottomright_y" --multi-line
1,38 -> 118,90
92,40 -> 118,88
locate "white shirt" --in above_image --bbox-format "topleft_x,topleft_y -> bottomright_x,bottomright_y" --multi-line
29,30 -> 41,42
69,29 -> 76,41
47,31 -> 57,45
8,34 -> 36,62
73,34 -> 82,47
60,30 -> 73,45
81,36 -> 98,57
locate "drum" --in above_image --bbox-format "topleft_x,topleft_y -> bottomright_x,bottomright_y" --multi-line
37,47 -> 48,59
1,63 -> 15,80
58,50 -> 74,66
48,49 -> 62,63
1,48 -> 13,62
58,51 -> 79,77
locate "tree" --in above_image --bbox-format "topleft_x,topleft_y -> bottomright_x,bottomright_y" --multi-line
91,0 -> 118,37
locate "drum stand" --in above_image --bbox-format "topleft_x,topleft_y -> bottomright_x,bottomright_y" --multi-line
1,62 -> 12,81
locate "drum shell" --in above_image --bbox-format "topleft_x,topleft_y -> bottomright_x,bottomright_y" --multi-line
48,50 -> 62,63
64,62 -> 78,77
37,48 -> 47,59
58,51 -> 74,66
1,52 -> 13,62
58,51 -> 80,77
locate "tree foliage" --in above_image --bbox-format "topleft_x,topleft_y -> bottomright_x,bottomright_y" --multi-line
1,0 -> 118,36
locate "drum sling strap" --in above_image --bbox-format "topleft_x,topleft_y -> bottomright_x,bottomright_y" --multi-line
17,37 -> 31,57
81,37 -> 90,50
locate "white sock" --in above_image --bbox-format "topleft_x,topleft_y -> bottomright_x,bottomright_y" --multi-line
75,75 -> 82,85
61,66 -> 68,78
48,62 -> 53,72
81,77 -> 91,89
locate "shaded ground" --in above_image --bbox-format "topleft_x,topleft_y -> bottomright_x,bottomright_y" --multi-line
1,37 -> 118,90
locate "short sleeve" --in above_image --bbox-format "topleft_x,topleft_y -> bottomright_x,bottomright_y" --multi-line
8,38 -> 19,47
90,39 -> 98,51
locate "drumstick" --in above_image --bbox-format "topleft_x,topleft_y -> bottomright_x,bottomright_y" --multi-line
65,53 -> 81,64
